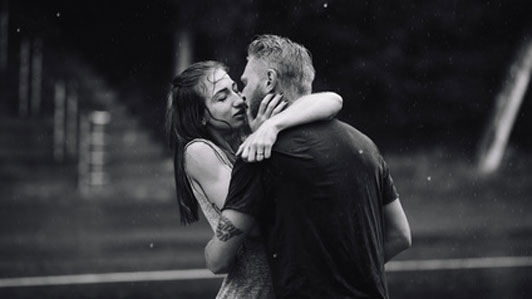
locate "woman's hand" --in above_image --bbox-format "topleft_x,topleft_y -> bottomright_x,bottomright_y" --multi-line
237,118 -> 280,162
247,93 -> 287,132
239,93 -> 286,162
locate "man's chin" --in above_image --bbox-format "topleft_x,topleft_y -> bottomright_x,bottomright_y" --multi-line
249,93 -> 266,118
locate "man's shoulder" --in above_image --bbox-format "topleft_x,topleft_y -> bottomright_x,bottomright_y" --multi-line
277,119 -> 356,140
276,119 -> 378,154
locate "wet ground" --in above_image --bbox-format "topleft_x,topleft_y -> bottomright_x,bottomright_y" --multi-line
0,149 -> 531,298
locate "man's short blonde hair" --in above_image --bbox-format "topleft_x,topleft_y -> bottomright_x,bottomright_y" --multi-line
247,34 -> 315,96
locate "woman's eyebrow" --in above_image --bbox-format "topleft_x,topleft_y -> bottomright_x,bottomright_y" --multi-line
212,87 -> 230,100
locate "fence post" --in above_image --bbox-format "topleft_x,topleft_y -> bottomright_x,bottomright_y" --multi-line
30,37 -> 42,116
88,111 -> 111,187
66,80 -> 78,160
53,80 -> 66,162
18,37 -> 30,117
78,114 -> 90,195
79,111 -> 111,195
78,113 -> 89,195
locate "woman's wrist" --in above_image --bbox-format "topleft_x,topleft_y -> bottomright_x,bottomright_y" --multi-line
266,116 -> 284,134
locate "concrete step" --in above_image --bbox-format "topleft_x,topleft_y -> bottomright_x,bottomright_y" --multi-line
0,176 -> 174,203
106,158 -> 173,178
0,146 -> 53,161
86,176 -> 175,202
0,132 -> 54,149
0,200 -> 212,275
0,179 -> 78,201
0,163 -> 76,181
0,115 -> 53,129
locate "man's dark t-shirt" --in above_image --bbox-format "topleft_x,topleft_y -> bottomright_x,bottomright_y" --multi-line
223,119 -> 399,299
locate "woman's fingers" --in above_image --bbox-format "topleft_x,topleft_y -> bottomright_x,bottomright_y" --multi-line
254,141 -> 266,162
263,144 -> 272,159
238,126 -> 277,162
239,139 -> 250,160
263,94 -> 283,118
236,142 -> 245,157
271,100 -> 287,116
247,141 -> 257,162
258,93 -> 274,116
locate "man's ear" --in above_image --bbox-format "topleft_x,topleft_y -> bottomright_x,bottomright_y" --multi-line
265,69 -> 277,93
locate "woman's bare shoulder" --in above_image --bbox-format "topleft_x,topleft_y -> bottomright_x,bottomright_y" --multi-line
184,140 -> 229,180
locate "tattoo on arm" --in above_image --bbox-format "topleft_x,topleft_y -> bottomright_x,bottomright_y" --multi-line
216,215 -> 243,242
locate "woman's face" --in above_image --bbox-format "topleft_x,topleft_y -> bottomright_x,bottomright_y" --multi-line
202,68 -> 247,132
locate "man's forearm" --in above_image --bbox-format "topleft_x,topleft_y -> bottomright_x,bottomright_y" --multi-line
383,199 -> 412,263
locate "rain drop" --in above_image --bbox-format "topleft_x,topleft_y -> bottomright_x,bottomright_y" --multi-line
427,176 -> 431,181
56,12 -> 61,18
323,3 -> 328,8
358,149 -> 364,154
149,243 -> 154,248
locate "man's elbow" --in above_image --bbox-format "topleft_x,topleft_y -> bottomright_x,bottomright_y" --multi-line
399,229 -> 412,250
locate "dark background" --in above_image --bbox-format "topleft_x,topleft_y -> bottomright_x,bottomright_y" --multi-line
8,0 -> 532,153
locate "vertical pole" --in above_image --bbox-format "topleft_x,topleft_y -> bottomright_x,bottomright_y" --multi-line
30,38 -> 42,115
0,0 -> 8,74
174,29 -> 192,75
66,80 -> 79,160
78,113 -> 89,195
53,80 -> 66,162
18,38 -> 30,117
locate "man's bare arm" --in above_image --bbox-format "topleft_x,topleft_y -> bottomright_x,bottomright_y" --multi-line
205,210 -> 255,274
383,198 -> 412,262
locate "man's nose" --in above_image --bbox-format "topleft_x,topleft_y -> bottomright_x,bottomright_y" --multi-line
234,94 -> 246,107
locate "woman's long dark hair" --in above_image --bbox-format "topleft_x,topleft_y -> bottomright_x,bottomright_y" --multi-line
166,61 -> 229,225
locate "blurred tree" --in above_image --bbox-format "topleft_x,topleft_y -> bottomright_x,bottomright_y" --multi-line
16,0 -> 532,151
249,0 -> 532,150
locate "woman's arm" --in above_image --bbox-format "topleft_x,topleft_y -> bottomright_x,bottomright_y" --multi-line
238,91 -> 343,162
185,141 -> 262,236
184,142 -> 232,211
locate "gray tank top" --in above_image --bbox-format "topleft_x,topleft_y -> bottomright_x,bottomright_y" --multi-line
185,139 -> 274,299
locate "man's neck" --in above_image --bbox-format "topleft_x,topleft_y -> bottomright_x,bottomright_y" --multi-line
276,83 -> 304,106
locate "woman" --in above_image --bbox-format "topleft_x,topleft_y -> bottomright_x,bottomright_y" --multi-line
166,61 -> 342,299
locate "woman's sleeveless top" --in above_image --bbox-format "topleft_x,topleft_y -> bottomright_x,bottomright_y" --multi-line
184,138 -> 274,299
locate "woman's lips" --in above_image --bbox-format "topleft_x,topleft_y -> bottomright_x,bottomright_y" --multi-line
234,109 -> 245,117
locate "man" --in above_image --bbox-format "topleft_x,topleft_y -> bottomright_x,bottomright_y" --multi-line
206,35 -> 411,298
